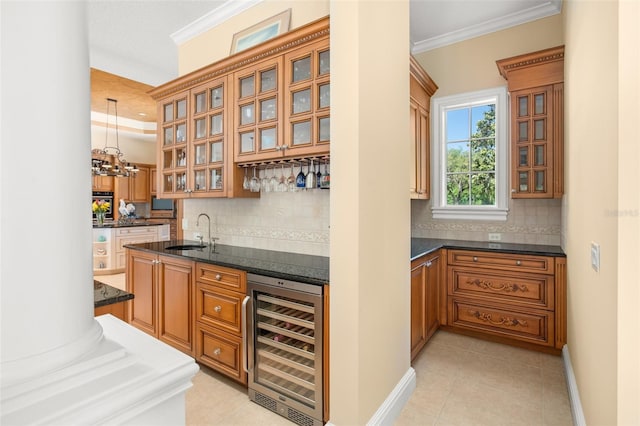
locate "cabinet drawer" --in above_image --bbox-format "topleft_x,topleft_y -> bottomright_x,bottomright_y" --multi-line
196,282 -> 245,334
448,250 -> 554,274
195,323 -> 246,384
449,267 -> 554,310
196,262 -> 246,293
448,298 -> 554,347
116,227 -> 157,236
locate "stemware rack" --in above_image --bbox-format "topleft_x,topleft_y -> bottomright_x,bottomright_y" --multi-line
236,155 -> 330,171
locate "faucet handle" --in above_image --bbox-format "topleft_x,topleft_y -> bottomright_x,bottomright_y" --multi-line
210,237 -> 219,247
196,235 -> 204,246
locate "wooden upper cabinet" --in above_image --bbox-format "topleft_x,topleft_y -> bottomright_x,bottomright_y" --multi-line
496,46 -> 564,198
233,57 -> 284,163
189,77 -> 230,197
150,17 -> 330,198
157,93 -> 189,198
409,57 -> 438,200
282,39 -> 330,158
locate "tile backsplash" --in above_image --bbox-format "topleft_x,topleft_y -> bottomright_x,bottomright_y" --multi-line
412,198 -> 562,246
183,190 -> 330,257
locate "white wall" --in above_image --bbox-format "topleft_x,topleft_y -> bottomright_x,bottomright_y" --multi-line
91,126 -> 156,165
564,0 -> 639,423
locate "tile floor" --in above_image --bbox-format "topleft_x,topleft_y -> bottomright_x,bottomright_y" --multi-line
95,274 -> 573,425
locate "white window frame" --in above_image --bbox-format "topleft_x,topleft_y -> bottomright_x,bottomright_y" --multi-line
431,86 -> 509,221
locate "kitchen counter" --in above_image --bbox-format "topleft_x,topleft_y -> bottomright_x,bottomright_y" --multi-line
124,240 -> 330,286
93,221 -> 164,229
94,280 -> 134,307
411,237 -> 566,261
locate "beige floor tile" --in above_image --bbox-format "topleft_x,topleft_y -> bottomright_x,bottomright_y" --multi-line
183,331 -> 572,426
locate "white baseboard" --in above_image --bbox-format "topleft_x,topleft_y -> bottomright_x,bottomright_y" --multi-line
366,367 -> 417,425
562,345 -> 586,426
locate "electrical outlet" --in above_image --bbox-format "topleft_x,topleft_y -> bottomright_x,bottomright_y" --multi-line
488,233 -> 502,241
591,242 -> 600,272
182,218 -> 188,230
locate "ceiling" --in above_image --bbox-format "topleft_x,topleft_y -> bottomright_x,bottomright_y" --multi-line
88,0 -> 561,125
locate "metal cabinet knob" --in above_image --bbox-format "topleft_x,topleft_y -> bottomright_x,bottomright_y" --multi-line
213,348 -> 221,356
473,256 -> 478,262
214,305 -> 222,313
215,273 -> 222,281
516,260 -> 522,266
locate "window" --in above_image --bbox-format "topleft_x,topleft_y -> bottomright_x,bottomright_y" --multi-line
432,87 -> 508,220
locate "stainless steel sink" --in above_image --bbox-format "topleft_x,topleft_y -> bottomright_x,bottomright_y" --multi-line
165,244 -> 205,250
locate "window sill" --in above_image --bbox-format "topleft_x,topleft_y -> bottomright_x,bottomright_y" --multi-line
431,207 -> 508,221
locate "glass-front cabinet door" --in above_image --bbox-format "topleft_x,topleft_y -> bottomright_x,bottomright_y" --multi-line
233,57 -> 283,163
283,39 -> 330,158
511,85 -> 554,198
189,77 -> 229,197
158,93 -> 189,197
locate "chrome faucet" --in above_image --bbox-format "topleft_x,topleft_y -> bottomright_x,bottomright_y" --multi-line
196,213 -> 211,248
196,213 -> 219,249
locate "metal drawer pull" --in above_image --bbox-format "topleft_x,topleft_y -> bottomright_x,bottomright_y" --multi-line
516,260 -> 522,266
215,273 -> 222,281
241,296 -> 250,373
213,348 -> 221,356
473,256 -> 478,262
214,305 -> 222,313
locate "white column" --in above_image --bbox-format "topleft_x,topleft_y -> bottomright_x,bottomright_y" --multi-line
1,4 -> 198,424
1,1 -> 101,384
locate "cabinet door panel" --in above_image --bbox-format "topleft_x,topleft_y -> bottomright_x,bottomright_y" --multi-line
158,256 -> 194,355
410,262 -> 427,360
128,251 -> 157,336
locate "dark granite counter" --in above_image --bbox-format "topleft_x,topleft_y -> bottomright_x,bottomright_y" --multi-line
93,221 -> 164,229
411,238 -> 566,261
94,280 -> 134,307
124,241 -> 330,286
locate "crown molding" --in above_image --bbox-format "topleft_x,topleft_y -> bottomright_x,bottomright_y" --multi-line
171,0 -> 264,46
411,0 -> 562,54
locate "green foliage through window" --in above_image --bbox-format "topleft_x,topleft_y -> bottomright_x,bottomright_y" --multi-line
445,104 -> 496,206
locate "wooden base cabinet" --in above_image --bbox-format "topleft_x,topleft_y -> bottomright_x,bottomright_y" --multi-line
194,262 -> 248,384
126,249 -> 195,356
445,249 -> 566,353
410,251 -> 441,360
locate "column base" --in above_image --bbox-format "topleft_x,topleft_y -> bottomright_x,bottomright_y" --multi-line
1,315 -> 199,425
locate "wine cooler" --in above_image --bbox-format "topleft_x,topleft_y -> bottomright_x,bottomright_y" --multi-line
246,273 -> 324,426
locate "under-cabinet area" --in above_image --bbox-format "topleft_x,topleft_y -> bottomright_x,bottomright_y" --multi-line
410,239 -> 566,360
124,241 -> 330,424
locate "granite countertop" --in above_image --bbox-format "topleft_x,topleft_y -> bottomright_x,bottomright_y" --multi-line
93,221 -> 164,229
94,280 -> 134,307
411,237 -> 566,261
124,240 -> 330,286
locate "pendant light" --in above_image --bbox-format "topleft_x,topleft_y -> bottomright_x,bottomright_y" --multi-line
91,98 -> 138,177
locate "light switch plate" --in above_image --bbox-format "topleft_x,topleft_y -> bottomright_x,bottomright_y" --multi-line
591,242 -> 600,272
182,218 -> 188,230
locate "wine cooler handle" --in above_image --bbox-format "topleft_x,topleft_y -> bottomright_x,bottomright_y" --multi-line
241,295 -> 250,373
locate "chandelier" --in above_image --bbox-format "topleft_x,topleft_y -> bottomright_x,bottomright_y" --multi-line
91,98 -> 138,177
